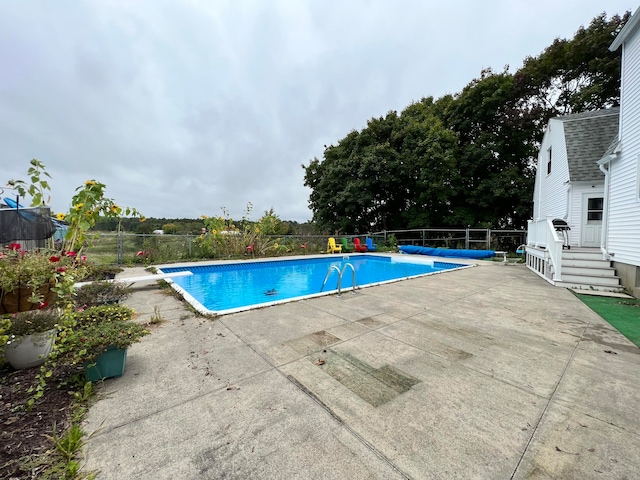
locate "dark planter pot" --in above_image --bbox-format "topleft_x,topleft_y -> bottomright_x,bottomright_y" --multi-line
0,282 -> 57,314
84,346 -> 128,382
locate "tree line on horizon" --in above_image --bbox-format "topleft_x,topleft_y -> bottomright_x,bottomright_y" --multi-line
303,12 -> 630,234
93,216 -> 316,236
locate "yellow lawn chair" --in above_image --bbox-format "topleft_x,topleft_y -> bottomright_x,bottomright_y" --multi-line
327,237 -> 342,253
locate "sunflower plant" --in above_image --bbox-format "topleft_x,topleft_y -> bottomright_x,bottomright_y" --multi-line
8,159 -> 144,255
197,204 -> 284,258
58,180 -> 143,254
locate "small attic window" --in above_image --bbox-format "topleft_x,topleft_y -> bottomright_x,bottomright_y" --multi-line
547,147 -> 552,175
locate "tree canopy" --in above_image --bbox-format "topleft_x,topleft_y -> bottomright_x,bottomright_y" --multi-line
303,12 -> 629,233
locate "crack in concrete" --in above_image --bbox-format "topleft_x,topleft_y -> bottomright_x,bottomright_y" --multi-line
509,320 -> 591,479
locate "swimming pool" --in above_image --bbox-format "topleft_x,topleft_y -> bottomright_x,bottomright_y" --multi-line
159,254 -> 471,315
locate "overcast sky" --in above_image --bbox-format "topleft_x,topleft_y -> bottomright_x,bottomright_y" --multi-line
0,1 -> 634,223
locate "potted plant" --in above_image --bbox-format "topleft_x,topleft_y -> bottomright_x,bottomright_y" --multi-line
0,243 -> 81,313
2,308 -> 60,369
58,304 -> 149,381
75,281 -> 132,307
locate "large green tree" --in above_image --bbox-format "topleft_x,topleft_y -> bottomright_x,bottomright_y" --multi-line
304,103 -> 459,233
440,69 -> 538,228
515,12 -> 630,120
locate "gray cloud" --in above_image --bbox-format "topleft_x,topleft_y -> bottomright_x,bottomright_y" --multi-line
0,0 -> 632,222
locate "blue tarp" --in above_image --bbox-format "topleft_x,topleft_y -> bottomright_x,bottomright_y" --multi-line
399,245 -> 496,259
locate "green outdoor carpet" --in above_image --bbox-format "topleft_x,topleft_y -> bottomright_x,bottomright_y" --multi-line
575,293 -> 640,348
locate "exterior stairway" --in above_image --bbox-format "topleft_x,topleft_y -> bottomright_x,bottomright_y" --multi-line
555,248 -> 623,293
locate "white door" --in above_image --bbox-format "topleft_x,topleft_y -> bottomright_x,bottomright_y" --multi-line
581,195 -> 603,247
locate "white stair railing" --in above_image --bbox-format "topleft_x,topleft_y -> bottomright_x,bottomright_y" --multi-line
526,216 -> 565,282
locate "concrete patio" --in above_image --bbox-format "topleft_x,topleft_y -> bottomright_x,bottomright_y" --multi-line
82,259 -> 640,479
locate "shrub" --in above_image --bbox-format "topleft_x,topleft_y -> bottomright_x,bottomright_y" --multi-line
75,281 -> 132,307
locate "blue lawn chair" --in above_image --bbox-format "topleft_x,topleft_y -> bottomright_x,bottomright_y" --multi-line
365,237 -> 377,252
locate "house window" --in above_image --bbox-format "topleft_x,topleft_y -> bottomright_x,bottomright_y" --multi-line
587,197 -> 603,221
547,147 -> 552,175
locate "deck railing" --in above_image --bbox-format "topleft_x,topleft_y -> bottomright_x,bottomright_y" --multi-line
526,217 -> 564,281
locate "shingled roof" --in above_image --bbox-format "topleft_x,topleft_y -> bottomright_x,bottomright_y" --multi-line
556,107 -> 619,182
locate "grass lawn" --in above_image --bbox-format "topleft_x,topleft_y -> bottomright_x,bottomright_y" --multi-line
574,293 -> 640,348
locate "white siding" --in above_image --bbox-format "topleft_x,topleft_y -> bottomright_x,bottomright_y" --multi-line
532,119 -> 570,220
608,26 -> 640,267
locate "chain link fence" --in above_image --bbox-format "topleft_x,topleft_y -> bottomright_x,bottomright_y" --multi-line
82,229 -> 526,266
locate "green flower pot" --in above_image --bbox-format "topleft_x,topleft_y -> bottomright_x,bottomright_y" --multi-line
84,346 -> 127,382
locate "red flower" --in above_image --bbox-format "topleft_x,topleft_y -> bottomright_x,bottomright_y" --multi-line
246,245 -> 254,251
38,302 -> 49,309
57,266 -> 67,273
49,255 -> 61,262
65,251 -> 77,258
136,250 -> 145,256
7,243 -> 21,251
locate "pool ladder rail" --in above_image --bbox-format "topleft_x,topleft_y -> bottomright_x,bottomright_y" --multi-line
320,263 -> 358,296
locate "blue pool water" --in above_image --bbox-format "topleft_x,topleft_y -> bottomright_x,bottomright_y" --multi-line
160,254 -> 469,315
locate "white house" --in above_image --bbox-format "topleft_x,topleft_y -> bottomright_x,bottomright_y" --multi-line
602,6 -> 640,297
531,108 -> 619,248
526,5 -> 640,297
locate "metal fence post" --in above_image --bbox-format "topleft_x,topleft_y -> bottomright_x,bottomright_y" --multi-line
465,228 -> 469,250
117,231 -> 124,265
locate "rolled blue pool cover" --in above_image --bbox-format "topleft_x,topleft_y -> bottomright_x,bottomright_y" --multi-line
399,245 -> 495,259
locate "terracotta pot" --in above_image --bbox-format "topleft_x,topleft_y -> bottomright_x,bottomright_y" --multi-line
5,328 -> 57,369
0,282 -> 57,314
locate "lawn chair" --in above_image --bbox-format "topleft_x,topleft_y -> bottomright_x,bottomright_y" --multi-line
353,238 -> 368,252
365,237 -> 377,252
340,237 -> 354,253
327,237 -> 342,254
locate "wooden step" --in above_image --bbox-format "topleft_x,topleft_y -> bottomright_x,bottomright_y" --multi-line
560,274 -> 621,287
563,258 -> 612,269
562,251 -> 606,261
562,266 -> 617,277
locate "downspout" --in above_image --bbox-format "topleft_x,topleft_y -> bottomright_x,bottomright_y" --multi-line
598,159 -> 611,259
564,181 -> 571,245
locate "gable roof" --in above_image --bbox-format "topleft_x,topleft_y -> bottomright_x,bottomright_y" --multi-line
610,5 -> 640,51
555,108 -> 620,182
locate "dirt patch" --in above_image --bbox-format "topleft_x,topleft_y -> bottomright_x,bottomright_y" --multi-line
0,363 -> 76,479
